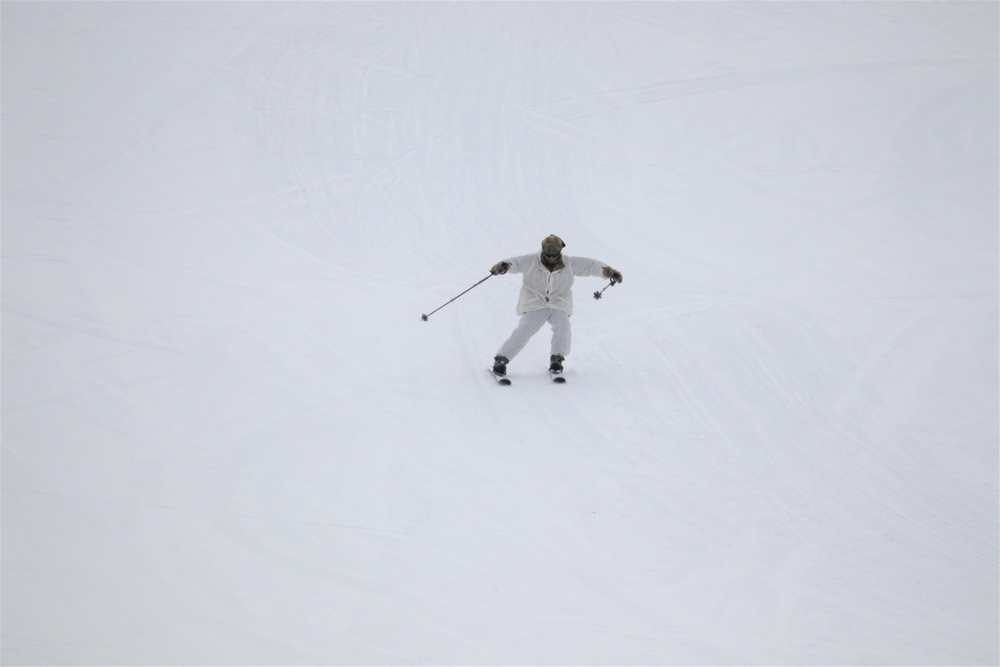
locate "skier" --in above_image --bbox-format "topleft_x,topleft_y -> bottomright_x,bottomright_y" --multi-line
489,234 -> 622,377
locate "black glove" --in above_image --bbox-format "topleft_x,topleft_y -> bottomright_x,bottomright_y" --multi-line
491,261 -> 510,275
602,266 -> 623,283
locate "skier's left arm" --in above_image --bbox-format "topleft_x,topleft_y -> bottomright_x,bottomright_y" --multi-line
572,257 -> 623,283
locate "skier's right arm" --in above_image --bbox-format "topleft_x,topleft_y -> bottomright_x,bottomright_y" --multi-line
492,254 -> 532,275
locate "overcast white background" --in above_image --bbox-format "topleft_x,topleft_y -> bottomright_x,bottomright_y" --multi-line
2,2 -> 998,665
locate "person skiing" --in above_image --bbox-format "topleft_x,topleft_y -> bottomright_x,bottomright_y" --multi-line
489,234 -> 622,377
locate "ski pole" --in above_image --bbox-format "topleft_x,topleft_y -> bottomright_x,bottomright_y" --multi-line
421,274 -> 493,321
593,280 -> 617,300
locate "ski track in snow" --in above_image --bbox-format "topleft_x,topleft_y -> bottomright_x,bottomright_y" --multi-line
2,3 -> 998,665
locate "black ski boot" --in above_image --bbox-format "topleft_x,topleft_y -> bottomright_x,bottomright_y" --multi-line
493,356 -> 509,376
549,355 -> 564,373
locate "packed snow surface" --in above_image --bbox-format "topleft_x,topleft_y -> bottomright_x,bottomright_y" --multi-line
2,2 -> 998,665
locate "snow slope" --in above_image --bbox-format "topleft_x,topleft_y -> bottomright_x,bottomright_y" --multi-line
2,2 -> 997,664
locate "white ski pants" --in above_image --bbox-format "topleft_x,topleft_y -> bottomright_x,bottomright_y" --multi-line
496,308 -> 571,361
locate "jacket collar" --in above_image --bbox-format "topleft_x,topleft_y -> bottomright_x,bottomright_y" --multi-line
541,253 -> 565,272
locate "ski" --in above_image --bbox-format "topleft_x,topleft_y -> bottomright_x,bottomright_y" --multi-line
488,369 -> 512,385
487,368 -> 564,385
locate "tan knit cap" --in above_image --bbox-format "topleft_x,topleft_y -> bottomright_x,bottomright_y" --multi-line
541,234 -> 565,255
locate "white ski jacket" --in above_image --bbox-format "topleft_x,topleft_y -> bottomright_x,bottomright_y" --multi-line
502,253 -> 610,316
